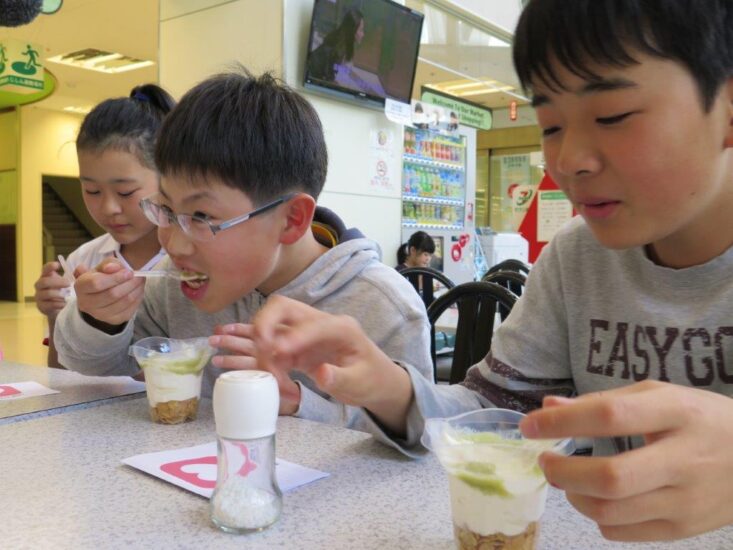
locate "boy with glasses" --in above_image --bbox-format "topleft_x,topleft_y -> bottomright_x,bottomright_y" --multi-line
54,69 -> 433,429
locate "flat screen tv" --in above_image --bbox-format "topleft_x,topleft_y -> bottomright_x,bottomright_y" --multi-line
303,0 -> 424,108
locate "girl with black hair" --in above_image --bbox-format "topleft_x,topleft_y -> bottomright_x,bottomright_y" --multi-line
34,84 -> 175,369
307,8 -> 365,83
395,230 -> 435,270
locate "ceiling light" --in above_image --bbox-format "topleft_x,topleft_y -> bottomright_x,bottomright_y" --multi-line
63,105 -> 92,114
457,86 -> 515,97
47,48 -> 154,74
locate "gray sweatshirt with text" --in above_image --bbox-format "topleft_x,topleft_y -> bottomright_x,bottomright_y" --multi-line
365,216 -> 733,457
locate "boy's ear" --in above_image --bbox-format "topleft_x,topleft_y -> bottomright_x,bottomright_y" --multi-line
279,193 -> 317,245
724,77 -> 733,148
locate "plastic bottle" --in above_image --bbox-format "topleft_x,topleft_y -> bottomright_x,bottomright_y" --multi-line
210,371 -> 282,534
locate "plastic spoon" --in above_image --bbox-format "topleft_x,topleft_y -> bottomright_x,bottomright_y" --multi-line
133,270 -> 203,282
57,254 -> 75,299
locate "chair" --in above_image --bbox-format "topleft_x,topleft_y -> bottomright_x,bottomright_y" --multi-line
427,281 -> 517,384
399,266 -> 455,310
481,270 -> 526,318
485,258 -> 531,276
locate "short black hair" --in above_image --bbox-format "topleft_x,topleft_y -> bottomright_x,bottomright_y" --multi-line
155,67 -> 328,205
513,0 -> 733,111
77,84 -> 175,169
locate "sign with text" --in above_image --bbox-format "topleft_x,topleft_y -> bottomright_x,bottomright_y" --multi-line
420,88 -> 492,130
0,39 -> 45,94
537,190 -> 573,243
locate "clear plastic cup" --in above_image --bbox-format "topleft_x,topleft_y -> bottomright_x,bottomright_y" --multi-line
129,336 -> 216,424
422,409 -> 574,550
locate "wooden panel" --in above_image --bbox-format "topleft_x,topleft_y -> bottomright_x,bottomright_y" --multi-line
0,224 -> 17,301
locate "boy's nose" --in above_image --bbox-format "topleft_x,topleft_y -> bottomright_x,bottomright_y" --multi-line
554,130 -> 601,178
159,224 -> 194,257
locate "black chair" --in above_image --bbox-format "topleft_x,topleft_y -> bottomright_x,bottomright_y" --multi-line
399,266 -> 455,310
485,258 -> 531,276
427,281 -> 517,384
482,269 -> 526,297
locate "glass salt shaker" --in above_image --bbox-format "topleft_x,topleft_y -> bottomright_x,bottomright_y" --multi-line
210,370 -> 282,533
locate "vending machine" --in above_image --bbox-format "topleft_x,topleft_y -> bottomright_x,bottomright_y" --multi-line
401,125 -> 477,284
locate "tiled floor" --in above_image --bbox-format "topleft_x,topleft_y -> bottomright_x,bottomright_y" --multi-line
0,301 -> 49,366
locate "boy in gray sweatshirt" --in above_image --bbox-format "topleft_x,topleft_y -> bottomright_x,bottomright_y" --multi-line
54,69 -> 432,432
244,0 -> 733,543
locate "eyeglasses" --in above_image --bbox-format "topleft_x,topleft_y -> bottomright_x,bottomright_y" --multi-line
139,193 -> 294,242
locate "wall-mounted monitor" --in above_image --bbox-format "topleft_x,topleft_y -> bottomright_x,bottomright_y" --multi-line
303,0 -> 424,108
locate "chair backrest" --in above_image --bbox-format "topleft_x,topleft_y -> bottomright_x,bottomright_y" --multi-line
399,266 -> 455,310
485,258 -> 531,276
427,281 -> 517,384
481,269 -> 527,298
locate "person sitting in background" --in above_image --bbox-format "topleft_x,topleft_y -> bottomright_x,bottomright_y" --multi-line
395,230 -> 435,271
33,84 -> 174,369
53,68 -> 433,431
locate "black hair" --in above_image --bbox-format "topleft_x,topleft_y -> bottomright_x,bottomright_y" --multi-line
513,0 -> 733,111
155,67 -> 328,205
397,231 -> 435,264
324,8 -> 364,64
76,84 -> 176,169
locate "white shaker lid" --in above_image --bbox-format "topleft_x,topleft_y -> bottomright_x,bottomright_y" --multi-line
213,371 -> 280,439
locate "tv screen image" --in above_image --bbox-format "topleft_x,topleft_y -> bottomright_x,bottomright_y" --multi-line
304,0 -> 424,106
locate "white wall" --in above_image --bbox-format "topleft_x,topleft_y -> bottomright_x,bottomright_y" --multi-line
159,0 -> 283,99
18,107 -> 82,298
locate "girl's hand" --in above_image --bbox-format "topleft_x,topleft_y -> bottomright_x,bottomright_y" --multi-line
521,381 -> 733,542
34,261 -> 70,320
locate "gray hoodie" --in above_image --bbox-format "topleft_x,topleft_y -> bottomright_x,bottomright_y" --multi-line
55,208 -> 433,431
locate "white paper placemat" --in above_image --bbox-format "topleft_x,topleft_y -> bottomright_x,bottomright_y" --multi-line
123,441 -> 329,498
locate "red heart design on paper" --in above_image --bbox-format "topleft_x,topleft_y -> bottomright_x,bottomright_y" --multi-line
160,456 -> 217,489
0,385 -> 22,398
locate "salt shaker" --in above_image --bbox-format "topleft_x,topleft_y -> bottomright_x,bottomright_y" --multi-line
210,370 -> 283,533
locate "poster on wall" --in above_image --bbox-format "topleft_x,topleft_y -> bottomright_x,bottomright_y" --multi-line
498,154 -> 533,230
369,129 -> 396,192
537,190 -> 573,242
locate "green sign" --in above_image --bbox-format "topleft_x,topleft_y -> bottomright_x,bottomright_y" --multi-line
421,89 -> 493,130
0,39 -> 45,94
0,37 -> 56,108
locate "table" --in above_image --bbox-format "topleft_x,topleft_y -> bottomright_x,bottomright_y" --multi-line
2,397 -> 731,549
0,360 -> 145,424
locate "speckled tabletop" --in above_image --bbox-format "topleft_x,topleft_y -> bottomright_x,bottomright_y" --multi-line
1,396 -> 731,549
0,361 -> 145,423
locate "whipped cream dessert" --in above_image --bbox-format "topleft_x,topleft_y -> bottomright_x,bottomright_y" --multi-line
137,345 -> 210,424
438,432 -> 555,549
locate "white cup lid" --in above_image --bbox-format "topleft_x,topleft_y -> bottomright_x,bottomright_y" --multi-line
213,371 -> 280,439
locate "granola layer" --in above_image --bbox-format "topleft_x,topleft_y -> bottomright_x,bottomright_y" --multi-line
150,397 -> 199,424
455,521 -> 538,550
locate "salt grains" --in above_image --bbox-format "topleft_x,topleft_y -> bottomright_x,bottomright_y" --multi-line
211,476 -> 281,530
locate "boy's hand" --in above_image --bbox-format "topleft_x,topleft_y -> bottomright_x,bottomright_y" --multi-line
34,261 -> 70,320
210,322 -> 301,415
248,296 -> 413,432
520,381 -> 733,542
74,259 -> 145,327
